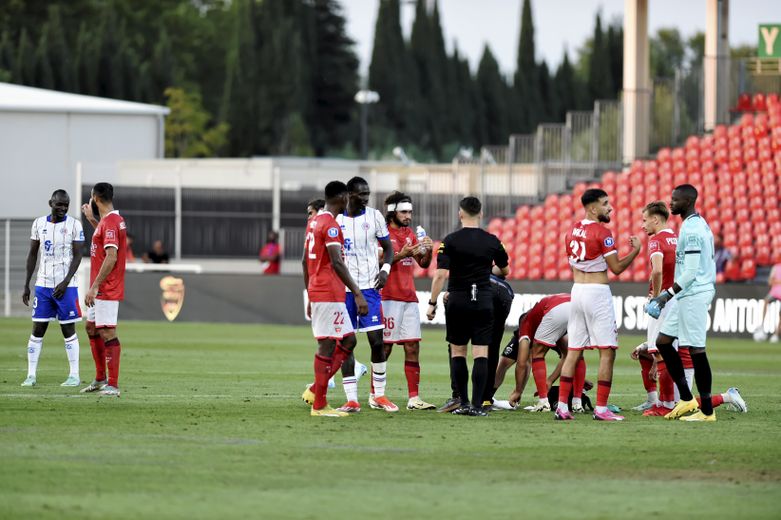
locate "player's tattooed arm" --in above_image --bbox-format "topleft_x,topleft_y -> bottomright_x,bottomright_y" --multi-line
22,239 -> 40,306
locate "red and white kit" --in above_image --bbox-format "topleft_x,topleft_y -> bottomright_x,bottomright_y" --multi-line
381,225 -> 421,344
646,229 -> 678,352
520,294 -> 571,347
88,211 -> 126,328
565,219 -> 618,349
305,211 -> 355,340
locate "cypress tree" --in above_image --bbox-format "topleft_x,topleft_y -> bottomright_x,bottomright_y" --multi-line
45,5 -> 75,92
307,0 -> 359,156
0,30 -> 15,82
74,22 -> 97,95
34,24 -> 54,89
14,29 -> 36,85
221,0 -> 260,156
606,23 -> 623,96
538,61 -> 556,123
475,45 -> 509,145
514,0 -> 541,132
150,27 -> 175,103
409,0 -> 433,148
587,13 -> 613,102
554,50 -> 578,120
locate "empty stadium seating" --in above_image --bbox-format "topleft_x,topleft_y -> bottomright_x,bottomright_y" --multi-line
456,93 -> 781,283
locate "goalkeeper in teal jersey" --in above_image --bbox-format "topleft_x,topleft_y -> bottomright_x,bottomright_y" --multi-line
645,184 -> 717,422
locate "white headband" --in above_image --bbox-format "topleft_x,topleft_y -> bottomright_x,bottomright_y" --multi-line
388,202 -> 413,212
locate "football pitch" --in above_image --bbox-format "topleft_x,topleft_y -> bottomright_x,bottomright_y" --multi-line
1,318 -> 779,519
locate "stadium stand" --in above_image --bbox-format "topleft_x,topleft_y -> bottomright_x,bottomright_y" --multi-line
447,93 -> 781,283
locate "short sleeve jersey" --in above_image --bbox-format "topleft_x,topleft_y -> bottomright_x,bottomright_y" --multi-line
90,211 -> 127,300
675,214 -> 716,298
519,293 -> 571,341
647,229 -> 677,293
566,220 -> 617,272
31,215 -> 84,288
305,211 -> 346,302
436,228 -> 509,291
382,225 -> 419,302
336,207 -> 389,291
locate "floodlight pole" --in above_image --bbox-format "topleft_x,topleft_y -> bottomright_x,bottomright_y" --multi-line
355,90 -> 380,160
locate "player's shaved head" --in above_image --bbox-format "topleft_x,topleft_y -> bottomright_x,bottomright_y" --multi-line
673,184 -> 698,203
581,188 -> 608,207
324,181 -> 348,200
50,189 -> 69,201
459,196 -> 481,217
346,176 -> 369,193
643,201 -> 669,221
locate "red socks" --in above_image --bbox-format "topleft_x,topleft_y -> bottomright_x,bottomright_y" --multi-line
531,358 -> 548,399
313,354 -> 332,409
558,375 -> 573,405
573,358 -> 586,397
639,357 -> 657,392
679,347 -> 694,370
404,361 -> 420,398
596,380 -> 612,407
104,338 -> 121,388
696,394 -> 724,408
329,345 -> 350,378
88,333 -> 106,381
657,360 -> 674,404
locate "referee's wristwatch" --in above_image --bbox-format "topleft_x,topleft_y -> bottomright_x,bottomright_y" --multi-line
428,300 -> 437,306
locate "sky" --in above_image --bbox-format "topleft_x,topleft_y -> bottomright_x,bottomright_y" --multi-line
340,0 -> 778,77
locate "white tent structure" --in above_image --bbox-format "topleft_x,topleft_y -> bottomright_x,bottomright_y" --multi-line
0,82 -> 169,219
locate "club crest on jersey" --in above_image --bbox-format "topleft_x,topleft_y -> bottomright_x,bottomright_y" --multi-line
327,227 -> 339,238
604,236 -> 614,247
362,222 -> 370,230
106,229 -> 115,240
160,276 -> 185,322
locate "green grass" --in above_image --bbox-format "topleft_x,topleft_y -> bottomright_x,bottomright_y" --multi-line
0,318 -> 779,519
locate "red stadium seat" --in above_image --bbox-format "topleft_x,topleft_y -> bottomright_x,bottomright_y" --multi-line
740,113 -> 755,127
741,259 -> 756,280
753,93 -> 767,112
734,93 -> 752,112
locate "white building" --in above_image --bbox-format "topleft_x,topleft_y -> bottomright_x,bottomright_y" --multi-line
0,82 -> 168,219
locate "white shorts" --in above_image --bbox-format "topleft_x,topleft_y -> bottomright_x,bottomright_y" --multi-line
568,283 -> 618,350
531,301 -> 571,347
646,298 -> 678,353
86,299 -> 120,328
381,300 -> 421,344
311,301 -> 355,340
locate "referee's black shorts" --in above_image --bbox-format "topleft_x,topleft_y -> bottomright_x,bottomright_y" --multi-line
445,290 -> 494,346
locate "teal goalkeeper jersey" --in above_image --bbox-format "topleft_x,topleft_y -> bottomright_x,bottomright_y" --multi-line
674,213 -> 716,298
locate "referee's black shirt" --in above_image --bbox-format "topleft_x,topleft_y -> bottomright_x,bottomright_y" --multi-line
436,228 -> 509,291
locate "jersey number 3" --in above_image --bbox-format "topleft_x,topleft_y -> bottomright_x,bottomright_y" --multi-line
569,240 -> 586,261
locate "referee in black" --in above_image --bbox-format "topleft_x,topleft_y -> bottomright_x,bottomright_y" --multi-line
427,196 -> 510,416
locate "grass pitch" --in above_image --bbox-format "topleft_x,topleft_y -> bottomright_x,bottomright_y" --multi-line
1,318 -> 779,519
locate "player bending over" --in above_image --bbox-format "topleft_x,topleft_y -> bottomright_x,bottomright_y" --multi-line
301,181 -> 368,417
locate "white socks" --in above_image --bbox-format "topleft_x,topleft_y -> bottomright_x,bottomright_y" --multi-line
572,397 -> 582,409
343,376 -> 358,402
684,368 -> 694,391
557,402 -> 570,413
372,362 -> 387,398
26,336 -> 43,377
647,391 -> 659,404
64,334 -> 80,378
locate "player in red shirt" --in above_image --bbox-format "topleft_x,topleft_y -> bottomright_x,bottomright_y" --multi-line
630,201 -> 679,415
301,181 -> 368,417
259,231 -> 281,274
79,183 -> 127,397
556,188 -> 641,421
380,191 -> 435,410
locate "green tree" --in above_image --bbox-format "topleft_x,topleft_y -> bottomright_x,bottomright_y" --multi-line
34,24 -> 54,89
165,86 -> 229,158
606,22 -> 622,95
587,13 -> 613,101
514,0 -> 541,132
554,50 -> 579,120
650,28 -> 685,78
0,30 -> 14,83
307,0 -> 359,156
45,6 -> 75,92
74,22 -> 97,94
475,46 -> 509,145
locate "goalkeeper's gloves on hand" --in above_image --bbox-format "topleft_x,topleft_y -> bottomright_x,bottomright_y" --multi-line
645,289 -> 673,319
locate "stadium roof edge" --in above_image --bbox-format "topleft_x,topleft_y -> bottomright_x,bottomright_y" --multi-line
0,82 -> 170,116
